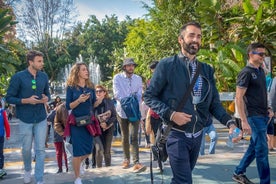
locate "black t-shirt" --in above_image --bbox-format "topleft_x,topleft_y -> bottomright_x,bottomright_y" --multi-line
237,65 -> 268,116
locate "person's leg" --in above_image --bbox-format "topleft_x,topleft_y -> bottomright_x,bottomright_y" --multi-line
235,116 -> 270,183
117,116 -> 130,162
33,119 -> 47,182
61,142 -> 68,171
130,120 -> 140,164
138,122 -> 142,145
103,126 -> 114,166
94,136 -> 104,168
63,138 -> 73,170
0,136 -> 4,169
54,142 -> 63,172
207,124 -> 217,154
19,121 -> 33,173
167,130 -> 202,184
250,116 -> 270,184
267,119 -> 274,150
199,128 -> 207,155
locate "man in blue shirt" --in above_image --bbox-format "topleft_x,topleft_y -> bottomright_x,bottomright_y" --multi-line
6,50 -> 51,184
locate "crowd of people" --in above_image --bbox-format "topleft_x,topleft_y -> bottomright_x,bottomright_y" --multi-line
0,21 -> 275,184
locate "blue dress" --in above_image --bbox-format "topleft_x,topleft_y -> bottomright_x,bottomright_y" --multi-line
66,86 -> 96,157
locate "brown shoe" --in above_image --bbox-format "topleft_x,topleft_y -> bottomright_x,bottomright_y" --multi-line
122,160 -> 130,169
133,163 -> 147,173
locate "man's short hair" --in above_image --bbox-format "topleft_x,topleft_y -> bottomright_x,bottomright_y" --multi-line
26,50 -> 44,65
179,21 -> 201,36
246,42 -> 266,55
149,61 -> 159,70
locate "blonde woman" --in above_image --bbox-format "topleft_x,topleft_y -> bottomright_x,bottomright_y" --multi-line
66,62 -> 96,184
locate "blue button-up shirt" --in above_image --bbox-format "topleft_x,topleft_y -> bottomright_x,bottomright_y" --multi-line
6,69 -> 51,123
113,72 -> 142,119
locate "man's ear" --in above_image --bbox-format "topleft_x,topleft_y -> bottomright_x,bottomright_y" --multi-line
178,35 -> 183,43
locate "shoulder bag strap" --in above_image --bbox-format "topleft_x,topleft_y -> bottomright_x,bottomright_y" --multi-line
161,62 -> 202,141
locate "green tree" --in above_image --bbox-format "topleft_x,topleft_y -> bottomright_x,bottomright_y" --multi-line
80,15 -> 131,82
15,0 -> 77,82
0,7 -> 24,94
124,0 -> 198,81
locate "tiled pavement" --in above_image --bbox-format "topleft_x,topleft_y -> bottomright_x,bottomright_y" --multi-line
1,119 -> 276,184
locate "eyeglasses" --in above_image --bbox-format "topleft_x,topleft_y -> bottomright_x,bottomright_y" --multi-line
31,79 -> 36,90
252,51 -> 266,57
96,89 -> 104,93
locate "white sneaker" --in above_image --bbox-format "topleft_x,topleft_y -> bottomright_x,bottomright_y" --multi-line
74,177 -> 82,184
0,169 -> 7,177
37,181 -> 44,184
23,170 -> 31,183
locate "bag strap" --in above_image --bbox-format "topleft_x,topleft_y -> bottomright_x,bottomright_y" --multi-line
160,61 -> 202,142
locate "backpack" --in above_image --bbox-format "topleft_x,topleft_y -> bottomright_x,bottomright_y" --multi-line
120,94 -> 141,122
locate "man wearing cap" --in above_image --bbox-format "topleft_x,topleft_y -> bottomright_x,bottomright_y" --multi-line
113,58 -> 147,173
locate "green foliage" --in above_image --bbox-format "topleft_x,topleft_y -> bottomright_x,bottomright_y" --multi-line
124,0 -> 197,82
0,8 -> 24,94
79,15 -> 131,81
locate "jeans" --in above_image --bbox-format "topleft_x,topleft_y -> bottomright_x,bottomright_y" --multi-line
167,129 -> 203,184
199,124 -> 217,155
234,116 -> 270,184
19,119 -> 47,182
117,115 -> 140,164
0,136 -> 4,169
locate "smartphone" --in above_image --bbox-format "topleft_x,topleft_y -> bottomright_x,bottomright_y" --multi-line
84,92 -> 91,96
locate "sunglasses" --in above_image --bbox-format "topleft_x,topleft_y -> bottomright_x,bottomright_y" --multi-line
252,51 -> 266,57
31,79 -> 36,90
96,89 -> 104,93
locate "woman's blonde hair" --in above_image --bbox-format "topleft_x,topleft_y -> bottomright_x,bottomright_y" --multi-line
66,62 -> 94,88
95,85 -> 109,99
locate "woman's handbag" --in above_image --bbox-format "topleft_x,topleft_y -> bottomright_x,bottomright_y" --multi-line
75,97 -> 94,127
75,115 -> 92,127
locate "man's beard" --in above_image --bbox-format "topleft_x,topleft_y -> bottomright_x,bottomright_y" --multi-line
183,41 -> 200,55
125,69 -> 134,75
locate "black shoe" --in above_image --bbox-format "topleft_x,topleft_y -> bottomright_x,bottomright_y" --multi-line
232,173 -> 254,184
85,165 -> 89,169
56,169 -> 62,173
66,168 -> 68,172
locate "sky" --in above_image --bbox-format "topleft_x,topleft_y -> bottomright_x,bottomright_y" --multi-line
74,0 -> 152,22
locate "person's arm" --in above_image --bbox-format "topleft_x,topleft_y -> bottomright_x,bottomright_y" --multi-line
143,60 -> 173,123
6,74 -> 23,105
202,64 -> 236,129
236,87 -> 251,135
3,111 -> 10,139
106,99 -> 117,125
268,78 -> 276,112
54,105 -> 66,136
113,74 -> 123,101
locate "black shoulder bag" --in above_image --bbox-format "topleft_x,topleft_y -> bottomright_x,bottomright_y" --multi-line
150,62 -> 201,182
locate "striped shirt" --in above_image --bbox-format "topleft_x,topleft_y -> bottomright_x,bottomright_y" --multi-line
189,61 -> 202,104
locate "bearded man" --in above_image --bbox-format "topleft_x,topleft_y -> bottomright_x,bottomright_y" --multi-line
113,58 -> 147,173
144,22 -> 237,184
